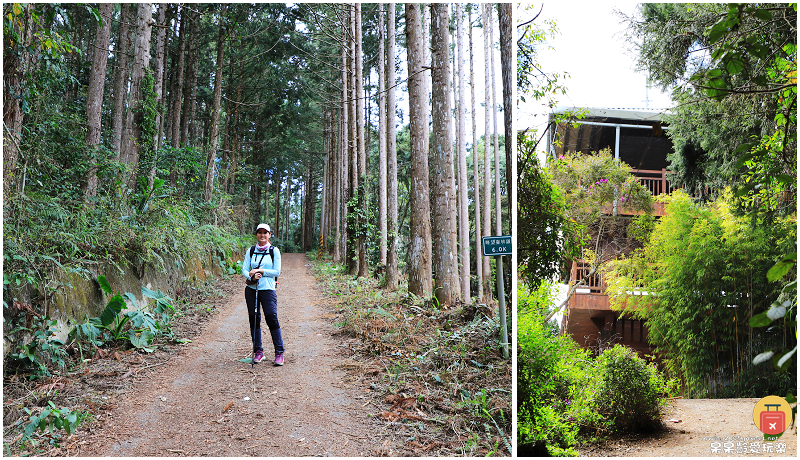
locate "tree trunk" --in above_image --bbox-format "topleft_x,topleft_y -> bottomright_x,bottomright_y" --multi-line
482,4 -> 493,298
321,110 -> 331,253
120,3 -> 153,188
345,4 -> 357,275
340,22 -> 350,264
386,3 -> 400,289
336,106 -> 346,263
149,3 -> 168,185
456,4 -> 471,303
498,3 -> 514,314
84,2 -> 113,200
422,4 -> 431,154
378,4 -> 388,268
498,3 -> 514,237
355,3 -> 367,278
170,5 -> 186,149
469,6 -> 483,301
204,4 -> 226,203
405,3 -> 433,297
285,173 -> 292,242
430,3 -> 460,305
303,161 -> 316,251
275,174 -> 282,238
227,37 -> 244,196
3,4 -> 38,198
489,6 -> 500,237
181,7 -> 198,147
112,4 -> 132,157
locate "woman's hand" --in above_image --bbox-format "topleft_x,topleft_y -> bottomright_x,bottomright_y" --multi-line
249,269 -> 263,279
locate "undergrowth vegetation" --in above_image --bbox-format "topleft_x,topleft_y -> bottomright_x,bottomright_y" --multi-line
517,281 -> 677,457
3,189 -> 248,374
2,273 -> 235,456
3,185 -> 248,454
310,257 -> 511,456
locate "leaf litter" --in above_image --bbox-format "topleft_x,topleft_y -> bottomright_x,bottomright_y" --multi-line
2,276 -> 239,456
311,261 -> 512,457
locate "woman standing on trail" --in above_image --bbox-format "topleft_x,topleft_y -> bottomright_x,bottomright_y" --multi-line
242,223 -> 284,366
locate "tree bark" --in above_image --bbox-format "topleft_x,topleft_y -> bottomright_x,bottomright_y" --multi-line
355,3 -> 367,278
430,3 -> 460,305
340,15 -> 350,266
498,3 -> 514,313
422,4 -> 431,155
482,4 -> 493,298
489,6 -> 500,237
405,3 -> 433,297
120,3 -> 153,187
303,161 -> 316,251
275,174 -> 282,238
149,3 -> 168,185
378,4 -> 388,268
84,3 -> 113,200
181,7 -> 198,147
346,4 -> 358,275
498,4 -> 514,238
469,6 -> 483,301
112,3 -> 132,157
456,4 -> 471,303
170,5 -> 186,149
284,173 -> 292,242
3,4 -> 38,198
386,3 -> 400,290
204,4 -> 226,203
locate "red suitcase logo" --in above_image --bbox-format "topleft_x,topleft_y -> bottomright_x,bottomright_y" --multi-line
760,404 -> 786,435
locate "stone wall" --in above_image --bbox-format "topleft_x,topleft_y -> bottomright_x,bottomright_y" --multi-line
4,247 -> 245,353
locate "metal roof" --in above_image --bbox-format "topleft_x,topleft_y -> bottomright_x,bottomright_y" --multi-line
552,106 -> 669,123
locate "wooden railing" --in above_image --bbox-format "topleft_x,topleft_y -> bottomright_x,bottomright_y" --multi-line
614,169 -> 711,216
631,168 -> 712,198
571,261 -> 604,294
630,168 -> 675,196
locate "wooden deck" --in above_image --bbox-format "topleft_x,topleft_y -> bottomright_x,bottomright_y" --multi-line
563,169 -> 712,356
565,260 -> 654,356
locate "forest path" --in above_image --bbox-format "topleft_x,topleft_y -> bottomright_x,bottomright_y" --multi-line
75,253 -> 384,457
579,398 -> 797,457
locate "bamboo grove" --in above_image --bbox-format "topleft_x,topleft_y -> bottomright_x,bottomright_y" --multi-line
3,3 -> 513,306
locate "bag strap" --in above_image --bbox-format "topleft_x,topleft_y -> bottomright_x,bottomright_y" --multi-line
250,246 -> 267,269
250,245 -> 277,283
269,247 -> 278,282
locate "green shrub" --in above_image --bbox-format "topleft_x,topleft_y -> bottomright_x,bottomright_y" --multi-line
517,281 -> 677,452
6,318 -> 67,378
591,345 -> 675,433
517,282 -> 591,456
22,402 -> 87,446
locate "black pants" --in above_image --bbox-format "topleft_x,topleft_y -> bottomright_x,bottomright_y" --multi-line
244,288 -> 284,353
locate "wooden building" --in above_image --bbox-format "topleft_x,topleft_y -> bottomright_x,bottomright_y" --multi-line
548,108 -> 676,356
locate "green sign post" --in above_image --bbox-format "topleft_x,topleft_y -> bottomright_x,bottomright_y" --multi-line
482,236 -> 512,359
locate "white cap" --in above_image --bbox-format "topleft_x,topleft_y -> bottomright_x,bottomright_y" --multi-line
255,223 -> 271,234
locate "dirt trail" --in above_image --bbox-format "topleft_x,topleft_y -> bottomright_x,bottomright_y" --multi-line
579,398 -> 797,457
75,253 -> 384,457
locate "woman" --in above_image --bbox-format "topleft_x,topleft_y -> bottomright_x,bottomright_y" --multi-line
242,223 -> 284,366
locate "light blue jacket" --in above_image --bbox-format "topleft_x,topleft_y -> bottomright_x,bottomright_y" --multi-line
242,245 -> 281,291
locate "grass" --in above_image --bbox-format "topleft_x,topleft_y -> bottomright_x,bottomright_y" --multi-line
309,257 -> 512,456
